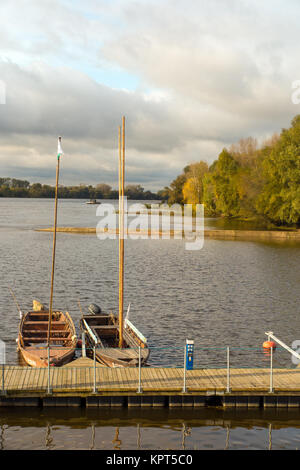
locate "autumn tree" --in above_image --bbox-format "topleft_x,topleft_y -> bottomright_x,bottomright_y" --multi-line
182,161 -> 209,204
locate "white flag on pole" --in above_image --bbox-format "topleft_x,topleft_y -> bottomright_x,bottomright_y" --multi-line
57,137 -> 64,156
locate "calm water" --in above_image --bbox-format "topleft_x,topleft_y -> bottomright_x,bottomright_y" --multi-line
1,408 -> 300,450
1,198 -> 300,449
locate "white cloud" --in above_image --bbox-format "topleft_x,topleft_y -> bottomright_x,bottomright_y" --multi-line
0,0 -> 299,189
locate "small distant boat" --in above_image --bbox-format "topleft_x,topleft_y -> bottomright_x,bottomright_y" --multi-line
86,199 -> 101,205
18,304 -> 77,367
80,305 -> 149,367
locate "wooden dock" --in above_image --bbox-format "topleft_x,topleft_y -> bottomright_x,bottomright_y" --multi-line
2,360 -> 300,408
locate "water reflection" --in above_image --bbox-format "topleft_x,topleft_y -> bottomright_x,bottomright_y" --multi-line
137,423 -> 141,450
90,424 -> 95,450
205,217 -> 279,231
112,427 -> 121,450
0,425 -> 5,450
0,408 -> 299,450
181,423 -> 191,450
224,425 -> 230,450
269,423 -> 272,451
45,423 -> 54,450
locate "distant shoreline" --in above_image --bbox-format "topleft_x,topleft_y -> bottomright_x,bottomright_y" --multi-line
36,227 -> 300,242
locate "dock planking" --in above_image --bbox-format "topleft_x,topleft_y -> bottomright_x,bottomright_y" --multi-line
1,347 -> 300,407
2,363 -> 300,396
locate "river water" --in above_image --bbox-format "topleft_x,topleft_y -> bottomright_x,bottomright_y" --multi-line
0,198 -> 300,449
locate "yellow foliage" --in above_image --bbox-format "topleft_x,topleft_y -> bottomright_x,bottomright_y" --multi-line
182,161 -> 209,204
182,177 -> 201,204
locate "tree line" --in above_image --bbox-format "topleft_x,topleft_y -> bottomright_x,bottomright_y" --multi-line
2,115 -> 300,225
159,115 -> 300,227
0,180 -> 160,200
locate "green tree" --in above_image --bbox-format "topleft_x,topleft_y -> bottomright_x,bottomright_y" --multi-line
96,184 -> 112,198
256,116 -> 300,225
168,173 -> 187,204
210,149 -> 240,217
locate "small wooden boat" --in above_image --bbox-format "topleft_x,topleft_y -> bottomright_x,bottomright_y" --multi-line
18,307 -> 77,367
80,308 -> 149,367
16,138 -> 77,368
80,118 -> 150,368
86,199 -> 100,204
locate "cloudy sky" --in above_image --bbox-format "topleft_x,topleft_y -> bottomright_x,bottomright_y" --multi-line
0,0 -> 299,190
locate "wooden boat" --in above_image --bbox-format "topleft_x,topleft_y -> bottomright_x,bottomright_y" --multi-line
16,138 -> 77,367
80,118 -> 150,368
18,307 -> 77,367
80,309 -> 149,367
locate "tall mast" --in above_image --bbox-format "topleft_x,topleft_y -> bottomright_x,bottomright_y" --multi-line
47,137 -> 63,347
119,117 -> 125,348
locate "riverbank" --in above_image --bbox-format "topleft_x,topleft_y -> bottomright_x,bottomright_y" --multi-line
36,227 -> 300,242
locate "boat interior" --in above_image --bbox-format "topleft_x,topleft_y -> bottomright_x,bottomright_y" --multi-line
21,311 -> 73,347
83,314 -> 141,349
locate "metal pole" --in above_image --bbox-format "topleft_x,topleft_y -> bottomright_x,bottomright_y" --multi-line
182,343 -> 187,393
72,368 -> 75,391
269,346 -> 273,393
93,345 -> 97,393
47,147 -> 61,347
82,332 -> 86,357
47,346 -> 52,394
226,347 -> 231,393
137,346 -> 142,393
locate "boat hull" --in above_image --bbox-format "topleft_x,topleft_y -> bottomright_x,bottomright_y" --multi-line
80,314 -> 150,368
18,309 -> 77,367
95,348 -> 150,368
18,345 -> 75,368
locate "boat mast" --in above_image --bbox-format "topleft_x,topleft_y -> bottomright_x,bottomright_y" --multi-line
47,137 -> 62,347
119,117 -> 125,348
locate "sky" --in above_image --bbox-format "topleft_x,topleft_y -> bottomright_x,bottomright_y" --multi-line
0,0 -> 299,190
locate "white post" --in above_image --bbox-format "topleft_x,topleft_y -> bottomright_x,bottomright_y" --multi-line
137,346 -> 142,393
226,347 -> 231,393
47,346 -> 52,394
93,345 -> 97,393
269,347 -> 273,393
82,332 -> 86,357
182,343 -> 187,393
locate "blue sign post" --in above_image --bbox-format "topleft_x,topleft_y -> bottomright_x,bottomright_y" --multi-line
186,339 -> 194,370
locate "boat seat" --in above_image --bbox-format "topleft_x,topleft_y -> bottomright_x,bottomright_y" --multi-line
83,315 -> 109,319
25,321 -> 66,325
93,326 -> 118,337
23,337 -> 69,342
94,325 -> 118,329
28,314 -> 50,318
83,315 -> 112,326
23,330 -> 68,334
